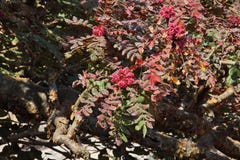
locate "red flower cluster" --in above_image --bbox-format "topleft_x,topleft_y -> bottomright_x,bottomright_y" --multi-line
167,21 -> 186,40
111,67 -> 135,88
92,25 -> 105,36
228,15 -> 240,26
159,5 -> 175,19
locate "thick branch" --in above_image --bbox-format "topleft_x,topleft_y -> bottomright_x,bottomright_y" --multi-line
52,116 -> 89,158
0,73 -> 50,118
136,130 -> 234,159
215,136 -> 240,159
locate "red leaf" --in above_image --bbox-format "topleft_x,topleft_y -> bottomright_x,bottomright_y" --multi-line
97,114 -> 105,121
145,69 -> 162,86
108,105 -> 116,111
135,59 -> 144,65
192,11 -> 202,19
149,40 -> 155,50
130,65 -> 138,71
208,74 -> 216,88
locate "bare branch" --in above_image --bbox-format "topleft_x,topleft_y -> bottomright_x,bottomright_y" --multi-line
202,86 -> 235,108
220,60 -> 240,66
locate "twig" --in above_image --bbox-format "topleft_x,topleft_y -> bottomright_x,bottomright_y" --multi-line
71,85 -> 92,112
202,86 -> 235,108
220,60 -> 240,66
215,136 -> 240,159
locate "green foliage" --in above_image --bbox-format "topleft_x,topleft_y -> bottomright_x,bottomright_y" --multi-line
226,66 -> 240,85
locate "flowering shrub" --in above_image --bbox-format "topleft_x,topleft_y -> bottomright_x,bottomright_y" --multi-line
68,0 -> 240,150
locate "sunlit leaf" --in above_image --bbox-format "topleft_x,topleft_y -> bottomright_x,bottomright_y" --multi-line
137,96 -> 145,103
199,61 -> 206,72
11,37 -> 19,46
119,132 -> 128,143
207,98 -> 218,105
138,47 -> 144,54
148,26 -> 154,33
145,69 -> 162,86
142,125 -> 147,138
171,76 -> 181,85
135,120 -> 145,131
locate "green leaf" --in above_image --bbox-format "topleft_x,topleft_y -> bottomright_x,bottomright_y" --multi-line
91,88 -> 103,97
226,67 -> 240,85
226,75 -> 234,86
137,96 -> 145,103
109,130 -> 114,136
135,120 -> 145,131
119,132 -> 128,143
94,81 -> 105,89
122,119 -> 133,126
64,51 -> 75,59
142,125 -> 147,138
229,67 -> 238,76
11,37 -> 19,45
134,114 -> 143,123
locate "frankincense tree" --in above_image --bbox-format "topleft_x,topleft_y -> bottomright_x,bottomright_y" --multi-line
0,0 -> 239,159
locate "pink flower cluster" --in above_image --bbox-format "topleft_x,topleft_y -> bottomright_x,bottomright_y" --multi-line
111,67 -> 135,88
167,21 -> 186,40
92,25 -> 105,36
228,15 -> 240,26
159,5 -> 175,19
157,0 -> 164,2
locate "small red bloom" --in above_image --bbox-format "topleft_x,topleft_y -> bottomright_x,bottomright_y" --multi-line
159,5 -> 175,19
157,0 -> 164,2
92,25 -> 105,36
167,21 -> 186,40
228,14 -> 240,26
111,67 -> 135,88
